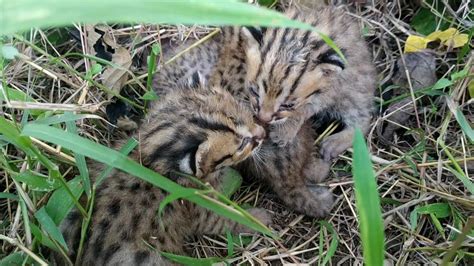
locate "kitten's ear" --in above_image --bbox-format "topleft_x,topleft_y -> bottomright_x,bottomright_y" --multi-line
317,50 -> 345,76
241,26 -> 264,47
187,71 -> 207,88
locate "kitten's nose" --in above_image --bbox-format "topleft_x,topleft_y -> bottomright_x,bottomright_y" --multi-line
257,112 -> 273,124
252,126 -> 266,141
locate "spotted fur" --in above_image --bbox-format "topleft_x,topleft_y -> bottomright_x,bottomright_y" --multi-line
59,83 -> 271,265
157,6 -> 376,160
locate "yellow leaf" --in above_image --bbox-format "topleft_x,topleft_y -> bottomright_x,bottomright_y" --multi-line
445,33 -> 468,48
404,35 -> 431,53
426,28 -> 469,48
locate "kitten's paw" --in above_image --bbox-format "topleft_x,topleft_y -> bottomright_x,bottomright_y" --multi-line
304,158 -> 330,183
306,186 -> 334,218
320,131 -> 353,161
236,208 -> 273,233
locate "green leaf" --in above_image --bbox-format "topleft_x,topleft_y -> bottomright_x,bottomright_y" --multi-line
141,90 -> 159,101
352,128 -> 384,266
161,252 -> 224,266
220,168 -> 243,197
410,7 -> 449,35
429,213 -> 445,238
45,176 -> 84,225
0,252 -> 27,266
13,171 -> 60,192
21,123 -> 273,236
0,45 -> 19,60
450,68 -> 468,81
417,203 -> 451,218
0,84 -> 36,102
35,207 -> 69,251
258,0 -> 277,7
432,78 -> 453,90
411,8 -> 438,35
30,222 -> 57,250
319,221 -> 339,266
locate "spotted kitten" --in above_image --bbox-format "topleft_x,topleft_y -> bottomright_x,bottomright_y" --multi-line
155,70 -> 335,219
220,6 -> 376,160
59,82 -> 271,265
154,6 -> 374,161
237,121 -> 334,218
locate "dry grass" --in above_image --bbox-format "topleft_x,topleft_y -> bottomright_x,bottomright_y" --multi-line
1,0 -> 473,265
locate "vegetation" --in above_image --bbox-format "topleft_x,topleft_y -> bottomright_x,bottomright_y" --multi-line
1,0 -> 472,265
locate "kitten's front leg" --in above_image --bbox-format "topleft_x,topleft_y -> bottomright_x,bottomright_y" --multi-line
320,110 -> 371,161
320,128 -> 355,161
269,116 -> 305,147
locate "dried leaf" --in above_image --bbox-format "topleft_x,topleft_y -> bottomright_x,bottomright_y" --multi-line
427,28 -> 468,48
101,46 -> 132,99
404,35 -> 430,53
84,24 -> 101,55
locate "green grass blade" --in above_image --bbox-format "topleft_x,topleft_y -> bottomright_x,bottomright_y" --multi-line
0,0 -> 344,61
34,207 -> 68,252
95,138 -> 138,186
13,171 -> 60,192
33,113 -> 102,125
158,188 -> 198,218
45,176 -> 84,225
352,128 -> 385,266
446,166 -> 474,194
0,117 -> 61,178
160,252 -> 224,266
65,115 -> 91,196
146,43 -> 160,92
0,192 -> 19,200
21,123 -> 273,235
454,108 -> 474,143
319,221 -> 339,266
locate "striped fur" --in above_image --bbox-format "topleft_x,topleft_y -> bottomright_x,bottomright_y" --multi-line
211,6 -> 377,160
151,6 -> 341,220
58,83 -> 271,266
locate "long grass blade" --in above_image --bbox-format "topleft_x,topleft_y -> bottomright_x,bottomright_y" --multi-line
21,123 -> 273,235
352,128 -> 385,266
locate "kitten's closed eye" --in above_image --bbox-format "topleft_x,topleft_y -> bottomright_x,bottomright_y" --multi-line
278,103 -> 295,111
249,85 -> 259,97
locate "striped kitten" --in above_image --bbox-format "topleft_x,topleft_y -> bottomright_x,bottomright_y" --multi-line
155,72 -> 334,219
59,80 -> 271,265
220,6 -> 376,160
154,6 -> 376,161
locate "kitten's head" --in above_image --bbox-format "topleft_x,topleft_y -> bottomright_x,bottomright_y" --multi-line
142,74 -> 265,178
241,8 -> 349,125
